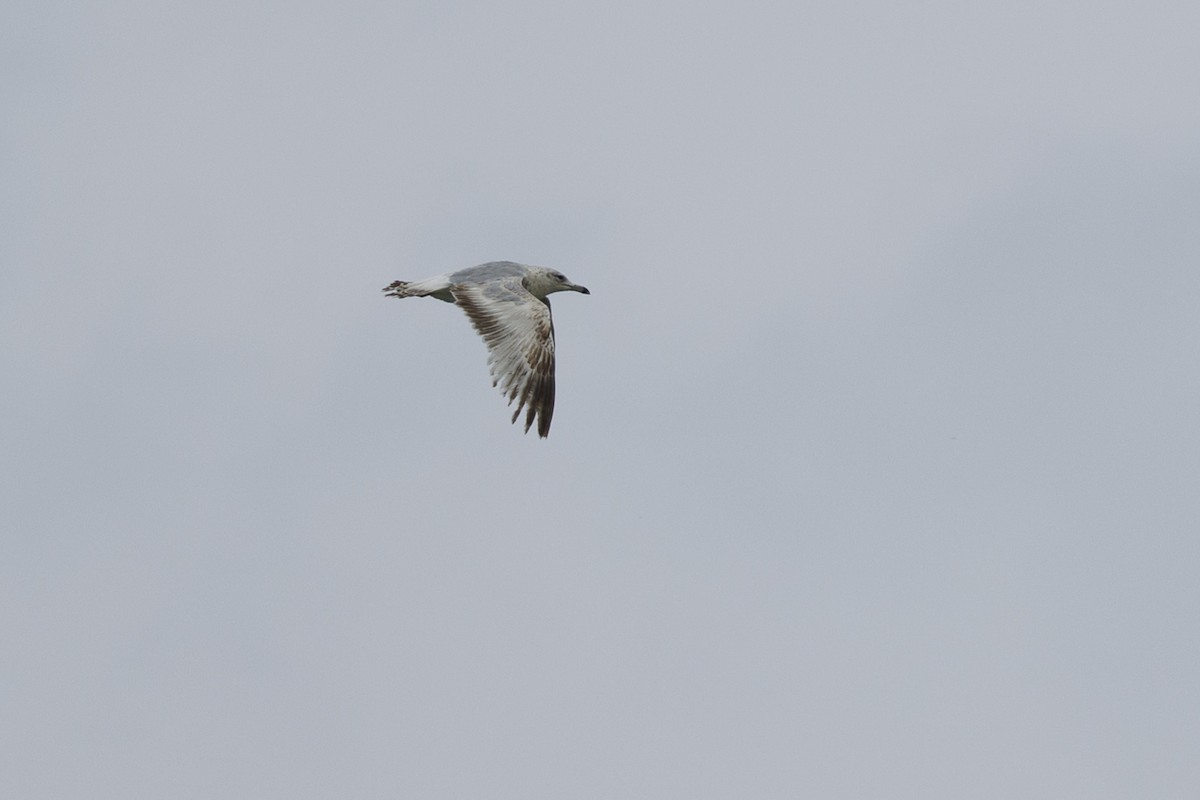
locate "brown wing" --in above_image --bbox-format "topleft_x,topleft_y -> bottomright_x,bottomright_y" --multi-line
451,278 -> 557,437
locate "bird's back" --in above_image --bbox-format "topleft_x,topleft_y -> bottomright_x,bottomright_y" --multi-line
448,261 -> 529,285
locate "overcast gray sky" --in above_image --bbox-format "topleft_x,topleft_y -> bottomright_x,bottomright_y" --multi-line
3,1 -> 1199,797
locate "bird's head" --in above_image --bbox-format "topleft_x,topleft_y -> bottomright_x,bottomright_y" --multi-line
528,267 -> 590,299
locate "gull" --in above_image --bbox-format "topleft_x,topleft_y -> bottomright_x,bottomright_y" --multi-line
383,261 -> 590,438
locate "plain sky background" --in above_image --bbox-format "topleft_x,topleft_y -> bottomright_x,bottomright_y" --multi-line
3,1 -> 1199,797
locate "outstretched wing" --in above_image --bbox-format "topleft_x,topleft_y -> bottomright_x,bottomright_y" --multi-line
451,278 -> 556,437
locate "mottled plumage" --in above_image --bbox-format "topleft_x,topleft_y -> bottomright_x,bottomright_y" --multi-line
383,261 -> 590,438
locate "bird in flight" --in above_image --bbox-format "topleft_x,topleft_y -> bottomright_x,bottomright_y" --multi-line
382,261 -> 590,438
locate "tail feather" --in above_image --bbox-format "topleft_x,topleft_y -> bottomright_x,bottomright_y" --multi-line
382,276 -> 454,301
383,280 -> 416,297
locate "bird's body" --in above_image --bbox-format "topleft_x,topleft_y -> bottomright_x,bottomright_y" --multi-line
383,261 -> 590,438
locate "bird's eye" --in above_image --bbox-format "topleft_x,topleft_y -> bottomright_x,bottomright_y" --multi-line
552,272 -> 566,281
